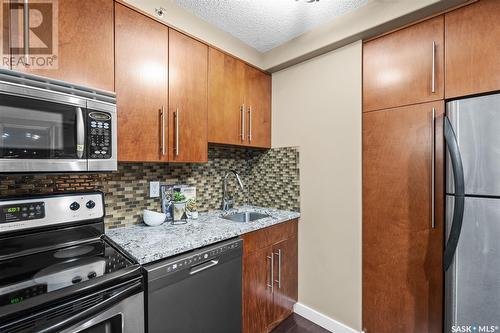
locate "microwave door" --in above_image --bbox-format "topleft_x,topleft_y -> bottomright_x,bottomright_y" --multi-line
0,94 -> 87,173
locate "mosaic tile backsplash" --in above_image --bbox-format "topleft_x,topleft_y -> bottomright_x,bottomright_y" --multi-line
0,146 -> 300,229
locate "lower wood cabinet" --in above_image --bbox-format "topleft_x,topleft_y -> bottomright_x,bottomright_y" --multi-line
362,101 -> 444,333
242,219 -> 298,333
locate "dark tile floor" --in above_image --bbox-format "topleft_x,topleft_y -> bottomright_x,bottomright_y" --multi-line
271,313 -> 331,333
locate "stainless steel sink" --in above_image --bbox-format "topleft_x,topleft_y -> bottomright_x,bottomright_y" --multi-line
221,212 -> 270,222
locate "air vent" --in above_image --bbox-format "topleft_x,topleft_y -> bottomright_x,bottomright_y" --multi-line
0,68 -> 116,104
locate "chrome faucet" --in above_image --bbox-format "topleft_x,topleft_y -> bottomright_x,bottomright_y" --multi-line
222,170 -> 244,211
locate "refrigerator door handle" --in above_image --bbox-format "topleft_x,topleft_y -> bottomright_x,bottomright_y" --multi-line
443,116 -> 465,271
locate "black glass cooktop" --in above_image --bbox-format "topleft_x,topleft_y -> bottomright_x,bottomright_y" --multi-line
0,239 -> 133,307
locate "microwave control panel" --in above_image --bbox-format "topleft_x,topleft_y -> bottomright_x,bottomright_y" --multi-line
88,112 -> 112,159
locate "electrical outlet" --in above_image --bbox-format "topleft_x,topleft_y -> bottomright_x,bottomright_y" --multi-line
150,181 -> 160,198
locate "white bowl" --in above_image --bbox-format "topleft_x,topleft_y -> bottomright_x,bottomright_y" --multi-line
143,210 -> 167,226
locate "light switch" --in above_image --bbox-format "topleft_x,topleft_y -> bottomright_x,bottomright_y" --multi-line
150,181 -> 160,198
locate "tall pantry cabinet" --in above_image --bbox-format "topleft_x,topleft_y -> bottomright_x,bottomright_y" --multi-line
362,15 -> 445,333
363,1 -> 500,331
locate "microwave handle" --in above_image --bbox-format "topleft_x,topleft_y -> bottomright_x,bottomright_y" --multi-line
76,107 -> 85,159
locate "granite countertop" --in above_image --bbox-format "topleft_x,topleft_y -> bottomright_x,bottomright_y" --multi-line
106,206 -> 300,265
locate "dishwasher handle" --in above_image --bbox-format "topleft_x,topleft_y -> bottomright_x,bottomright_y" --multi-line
190,259 -> 219,275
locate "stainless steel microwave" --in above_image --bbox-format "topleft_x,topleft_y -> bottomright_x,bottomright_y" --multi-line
0,69 -> 117,173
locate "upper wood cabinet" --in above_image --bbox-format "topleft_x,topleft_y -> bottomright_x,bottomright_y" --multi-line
208,47 -> 271,148
11,0 -> 114,91
0,3 -> 7,69
445,0 -> 500,98
208,48 -> 245,146
242,219 -> 298,333
115,3 -> 168,162
168,29 -> 208,163
245,65 -> 272,148
363,101 -> 444,333
363,16 -> 444,112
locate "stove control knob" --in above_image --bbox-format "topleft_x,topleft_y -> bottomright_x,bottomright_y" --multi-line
72,276 -> 82,284
70,202 -> 80,211
86,200 -> 96,209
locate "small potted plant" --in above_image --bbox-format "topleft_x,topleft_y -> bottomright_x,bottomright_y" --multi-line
172,191 -> 187,223
186,198 -> 198,219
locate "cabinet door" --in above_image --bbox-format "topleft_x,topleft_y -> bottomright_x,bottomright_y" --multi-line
115,3 -> 168,162
208,47 -> 245,145
13,0 -> 114,91
362,101 -> 444,333
245,65 -> 271,148
270,236 -> 298,330
169,29 -> 208,163
0,1 -> 8,69
243,246 -> 274,333
445,0 -> 500,98
363,16 -> 444,112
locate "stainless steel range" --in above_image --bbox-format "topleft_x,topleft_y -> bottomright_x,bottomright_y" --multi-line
0,192 -> 144,333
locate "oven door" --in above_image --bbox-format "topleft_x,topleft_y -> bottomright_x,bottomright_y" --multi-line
0,87 -> 88,173
0,279 -> 144,333
59,291 -> 144,333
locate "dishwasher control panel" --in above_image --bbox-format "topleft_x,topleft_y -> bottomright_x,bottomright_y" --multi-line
146,238 -> 243,278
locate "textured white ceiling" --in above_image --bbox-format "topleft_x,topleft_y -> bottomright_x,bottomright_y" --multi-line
173,0 -> 369,52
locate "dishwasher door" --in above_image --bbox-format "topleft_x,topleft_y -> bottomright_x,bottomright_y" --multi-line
145,238 -> 243,333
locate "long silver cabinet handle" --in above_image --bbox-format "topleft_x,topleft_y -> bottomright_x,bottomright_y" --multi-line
431,108 -> 436,229
23,0 -> 29,65
431,41 -> 436,93
274,249 -> 281,289
241,104 -> 245,142
175,107 -> 179,156
248,106 -> 253,142
75,107 -> 85,159
160,106 -> 166,156
267,254 -> 274,292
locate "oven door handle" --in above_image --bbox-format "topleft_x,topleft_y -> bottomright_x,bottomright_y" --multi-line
76,107 -> 85,159
35,280 -> 142,333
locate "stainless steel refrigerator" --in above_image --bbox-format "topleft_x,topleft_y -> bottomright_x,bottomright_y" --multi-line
444,93 -> 500,332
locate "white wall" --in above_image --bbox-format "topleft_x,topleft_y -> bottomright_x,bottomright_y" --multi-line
272,41 -> 362,330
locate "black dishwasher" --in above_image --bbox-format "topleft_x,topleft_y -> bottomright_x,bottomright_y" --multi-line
145,238 -> 243,333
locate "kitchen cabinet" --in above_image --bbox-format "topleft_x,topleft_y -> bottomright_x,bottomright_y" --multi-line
10,0 -> 114,91
115,3 -> 168,162
168,29 -> 208,163
242,219 -> 298,333
0,2 -> 7,69
445,0 -> 500,98
244,65 -> 272,148
208,47 -> 245,146
362,101 -> 444,333
363,16 -> 444,112
269,237 -> 298,327
208,48 -> 271,148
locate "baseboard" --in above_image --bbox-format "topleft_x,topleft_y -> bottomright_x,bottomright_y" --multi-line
293,303 -> 361,333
